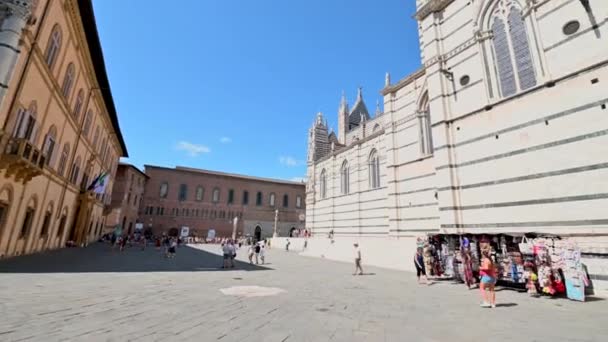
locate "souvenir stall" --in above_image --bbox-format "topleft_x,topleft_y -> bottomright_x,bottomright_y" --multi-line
415,233 -> 589,302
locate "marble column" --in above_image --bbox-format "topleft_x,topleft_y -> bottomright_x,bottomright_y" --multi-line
0,0 -> 33,108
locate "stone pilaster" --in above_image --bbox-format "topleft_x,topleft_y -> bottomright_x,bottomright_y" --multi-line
0,0 -> 34,108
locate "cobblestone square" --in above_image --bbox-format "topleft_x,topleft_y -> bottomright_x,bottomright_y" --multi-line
0,243 -> 606,342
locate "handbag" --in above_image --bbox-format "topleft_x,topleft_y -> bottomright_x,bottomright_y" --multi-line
519,236 -> 534,255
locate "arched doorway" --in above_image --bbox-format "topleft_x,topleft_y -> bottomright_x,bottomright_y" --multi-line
290,227 -> 297,237
254,226 -> 262,242
121,216 -> 127,230
127,222 -> 133,235
168,227 -> 179,237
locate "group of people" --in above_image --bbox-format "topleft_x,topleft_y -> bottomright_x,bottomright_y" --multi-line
154,235 -> 179,258
221,240 -> 238,268
248,241 -> 266,265
219,239 -> 268,268
103,231 -> 147,252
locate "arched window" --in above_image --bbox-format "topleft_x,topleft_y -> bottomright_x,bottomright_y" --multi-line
418,92 -> 433,156
0,185 -> 13,235
195,186 -> 204,201
12,103 -> 37,142
39,203 -> 54,237
73,89 -> 84,121
70,156 -> 81,184
57,143 -> 70,176
320,169 -> 327,199
56,207 -> 68,238
83,110 -> 93,137
178,184 -> 188,201
256,192 -> 263,206
283,194 -> 289,208
489,1 -> 537,97
340,160 -> 349,195
81,165 -> 92,190
19,197 -> 37,239
42,125 -> 58,167
159,182 -> 168,198
92,126 -> 100,151
369,149 -> 380,189
61,63 -> 75,98
212,188 -> 220,203
45,25 -> 62,69
242,191 -> 249,205
296,195 -> 302,208
372,123 -> 381,133
269,193 -> 276,207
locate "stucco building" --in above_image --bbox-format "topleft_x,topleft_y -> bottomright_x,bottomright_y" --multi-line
0,0 -> 127,258
304,0 -> 608,288
105,163 -> 147,235
140,165 -> 306,240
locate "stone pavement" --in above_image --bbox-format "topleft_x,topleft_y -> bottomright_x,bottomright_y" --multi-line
0,243 -> 607,342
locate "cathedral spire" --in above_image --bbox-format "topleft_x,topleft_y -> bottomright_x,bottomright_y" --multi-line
375,100 -> 382,116
357,87 -> 363,102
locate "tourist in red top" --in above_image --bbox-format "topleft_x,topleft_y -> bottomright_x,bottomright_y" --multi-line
479,250 -> 497,308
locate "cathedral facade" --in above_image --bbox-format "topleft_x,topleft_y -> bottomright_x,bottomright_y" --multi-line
305,0 -> 608,285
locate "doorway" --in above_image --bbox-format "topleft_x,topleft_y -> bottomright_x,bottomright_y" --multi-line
254,225 -> 262,242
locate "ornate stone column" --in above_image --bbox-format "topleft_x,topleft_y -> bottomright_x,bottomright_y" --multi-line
0,0 -> 34,108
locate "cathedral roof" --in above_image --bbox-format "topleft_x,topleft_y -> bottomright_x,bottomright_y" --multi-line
348,88 -> 370,129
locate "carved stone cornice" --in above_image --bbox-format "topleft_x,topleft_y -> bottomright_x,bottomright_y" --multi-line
1,0 -> 34,20
415,0 -> 455,21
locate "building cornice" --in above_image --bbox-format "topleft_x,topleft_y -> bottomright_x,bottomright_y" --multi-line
414,0 -> 455,21
381,67 -> 426,95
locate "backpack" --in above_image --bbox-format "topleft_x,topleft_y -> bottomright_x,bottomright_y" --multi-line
255,245 -> 261,253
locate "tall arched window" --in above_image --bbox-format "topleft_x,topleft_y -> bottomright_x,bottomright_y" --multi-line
12,103 -> 38,142
57,143 -> 70,176
83,110 -> 93,136
42,125 -> 58,167
283,194 -> 289,208
369,149 -> 380,189
256,192 -> 263,206
489,0 -> 537,97
269,193 -> 276,207
45,25 -> 62,69
212,188 -> 220,203
61,63 -> 75,98
19,197 -> 37,239
0,186 -> 13,236
418,92 -> 433,156
320,169 -> 327,199
340,160 -> 349,195
70,156 -> 81,184
195,186 -> 204,201
73,89 -> 84,121
159,182 -> 168,198
92,126 -> 100,151
39,203 -> 54,237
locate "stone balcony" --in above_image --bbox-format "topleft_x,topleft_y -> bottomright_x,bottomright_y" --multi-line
0,132 -> 46,184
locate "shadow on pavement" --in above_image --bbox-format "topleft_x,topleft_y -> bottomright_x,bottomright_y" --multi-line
495,303 -> 518,308
0,243 -> 272,273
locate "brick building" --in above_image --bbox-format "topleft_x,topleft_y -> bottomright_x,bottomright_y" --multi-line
140,165 -> 306,240
105,163 -> 147,235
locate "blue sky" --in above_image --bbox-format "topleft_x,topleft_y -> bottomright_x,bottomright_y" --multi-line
92,0 -> 421,181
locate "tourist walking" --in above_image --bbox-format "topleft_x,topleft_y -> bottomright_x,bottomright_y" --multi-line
353,243 -> 363,276
285,239 -> 291,252
414,248 -> 429,284
222,242 -> 231,268
259,244 -> 266,264
229,240 -> 236,268
168,238 -> 177,258
247,245 -> 254,264
254,243 -> 261,264
479,250 -> 497,308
